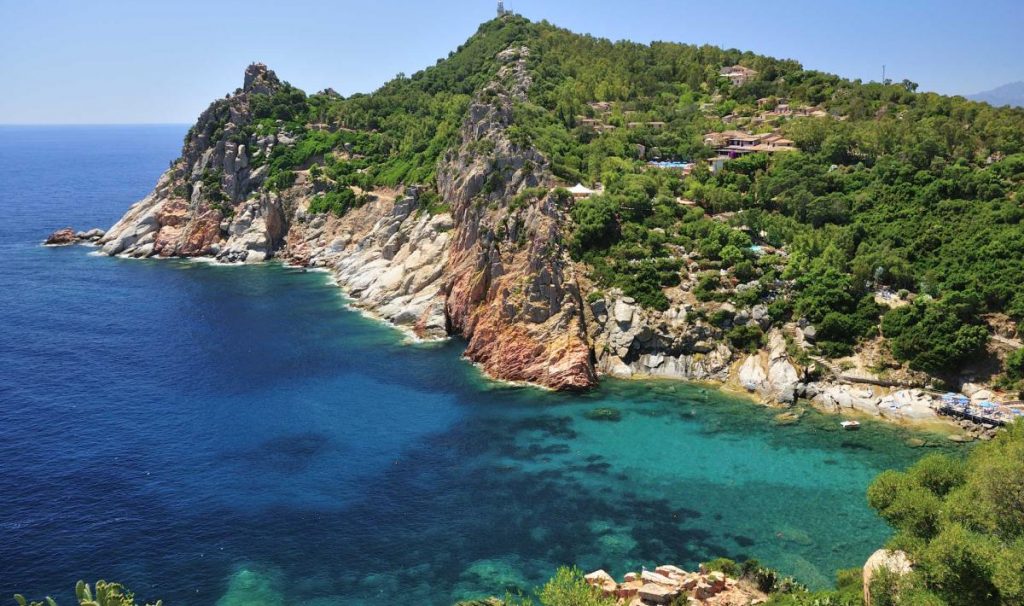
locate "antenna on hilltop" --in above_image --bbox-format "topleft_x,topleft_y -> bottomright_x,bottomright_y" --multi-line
497,0 -> 507,17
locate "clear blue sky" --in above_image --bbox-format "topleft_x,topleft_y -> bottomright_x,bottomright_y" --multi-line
1,0 -> 1021,124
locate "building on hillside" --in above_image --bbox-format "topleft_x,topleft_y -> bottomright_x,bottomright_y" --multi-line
707,158 -> 727,173
626,121 -> 667,129
568,183 -> 599,200
720,65 -> 758,86
704,130 -> 796,157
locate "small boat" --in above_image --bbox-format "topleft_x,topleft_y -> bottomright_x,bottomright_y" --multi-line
841,421 -> 861,431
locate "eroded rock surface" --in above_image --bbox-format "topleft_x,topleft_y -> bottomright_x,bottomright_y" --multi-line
585,564 -> 766,605
438,46 -> 594,389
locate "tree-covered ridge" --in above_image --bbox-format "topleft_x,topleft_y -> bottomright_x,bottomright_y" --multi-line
201,14 -> 1022,382
495,17 -> 1024,379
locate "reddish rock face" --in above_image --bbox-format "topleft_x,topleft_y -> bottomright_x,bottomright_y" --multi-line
44,228 -> 77,245
153,206 -> 223,257
463,315 -> 594,390
178,212 -> 223,256
439,47 -> 597,391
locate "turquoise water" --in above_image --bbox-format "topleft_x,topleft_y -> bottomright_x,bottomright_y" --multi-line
0,126 -> 956,605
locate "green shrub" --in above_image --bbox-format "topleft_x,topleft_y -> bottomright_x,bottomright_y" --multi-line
727,324 -> 765,352
703,557 -> 740,577
308,187 -> 360,217
569,196 -> 619,258
881,296 -> 989,374
1005,348 -> 1024,382
537,567 -> 615,606
15,580 -> 162,606
694,271 -> 722,302
865,421 -> 1024,605
264,169 -> 296,192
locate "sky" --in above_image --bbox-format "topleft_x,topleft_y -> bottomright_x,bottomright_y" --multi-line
1,0 -> 1022,124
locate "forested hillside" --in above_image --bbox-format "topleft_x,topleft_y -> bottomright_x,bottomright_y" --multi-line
187,14 -> 1024,387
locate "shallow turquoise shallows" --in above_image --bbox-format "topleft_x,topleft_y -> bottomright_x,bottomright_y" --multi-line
0,126 -> 957,605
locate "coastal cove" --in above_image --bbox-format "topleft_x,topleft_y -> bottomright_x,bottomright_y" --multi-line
0,127 -> 964,606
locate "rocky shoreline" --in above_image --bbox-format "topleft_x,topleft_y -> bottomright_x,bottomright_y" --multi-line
583,565 -> 765,605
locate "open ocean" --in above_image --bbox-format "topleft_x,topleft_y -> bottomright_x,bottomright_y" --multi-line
0,125 -> 953,605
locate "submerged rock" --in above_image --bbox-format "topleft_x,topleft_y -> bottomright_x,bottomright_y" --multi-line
215,567 -> 284,606
584,407 -> 622,422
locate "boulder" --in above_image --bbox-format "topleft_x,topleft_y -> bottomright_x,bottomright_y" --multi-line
584,569 -> 617,594
738,355 -> 767,391
970,389 -> 996,403
802,324 -> 817,342
654,565 -> 686,578
613,299 -> 635,324
637,583 -> 676,605
44,227 -> 77,245
640,570 -> 676,586
863,549 -> 912,606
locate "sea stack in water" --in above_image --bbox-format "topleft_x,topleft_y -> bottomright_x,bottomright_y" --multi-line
45,227 -> 105,245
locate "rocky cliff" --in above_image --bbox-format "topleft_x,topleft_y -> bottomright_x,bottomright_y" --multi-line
96,58 -> 595,389
437,47 -> 595,389
100,64 -> 287,262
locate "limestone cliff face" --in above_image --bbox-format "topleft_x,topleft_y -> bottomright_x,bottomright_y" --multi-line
437,47 -> 596,390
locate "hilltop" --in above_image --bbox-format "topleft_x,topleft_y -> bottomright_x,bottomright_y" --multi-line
88,14 -> 1024,424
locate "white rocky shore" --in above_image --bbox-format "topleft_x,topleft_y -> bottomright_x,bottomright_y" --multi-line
584,565 -> 766,605
582,290 -> 975,431
284,191 -> 452,340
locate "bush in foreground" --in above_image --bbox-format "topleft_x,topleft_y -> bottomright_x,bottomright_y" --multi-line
15,581 -> 161,606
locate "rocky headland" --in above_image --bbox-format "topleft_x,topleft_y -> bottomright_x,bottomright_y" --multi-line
67,59 -> 1007,430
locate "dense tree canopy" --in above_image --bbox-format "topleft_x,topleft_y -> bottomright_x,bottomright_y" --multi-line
866,422 -> 1024,605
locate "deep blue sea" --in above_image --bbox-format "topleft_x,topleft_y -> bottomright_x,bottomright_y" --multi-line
0,126 -> 955,605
